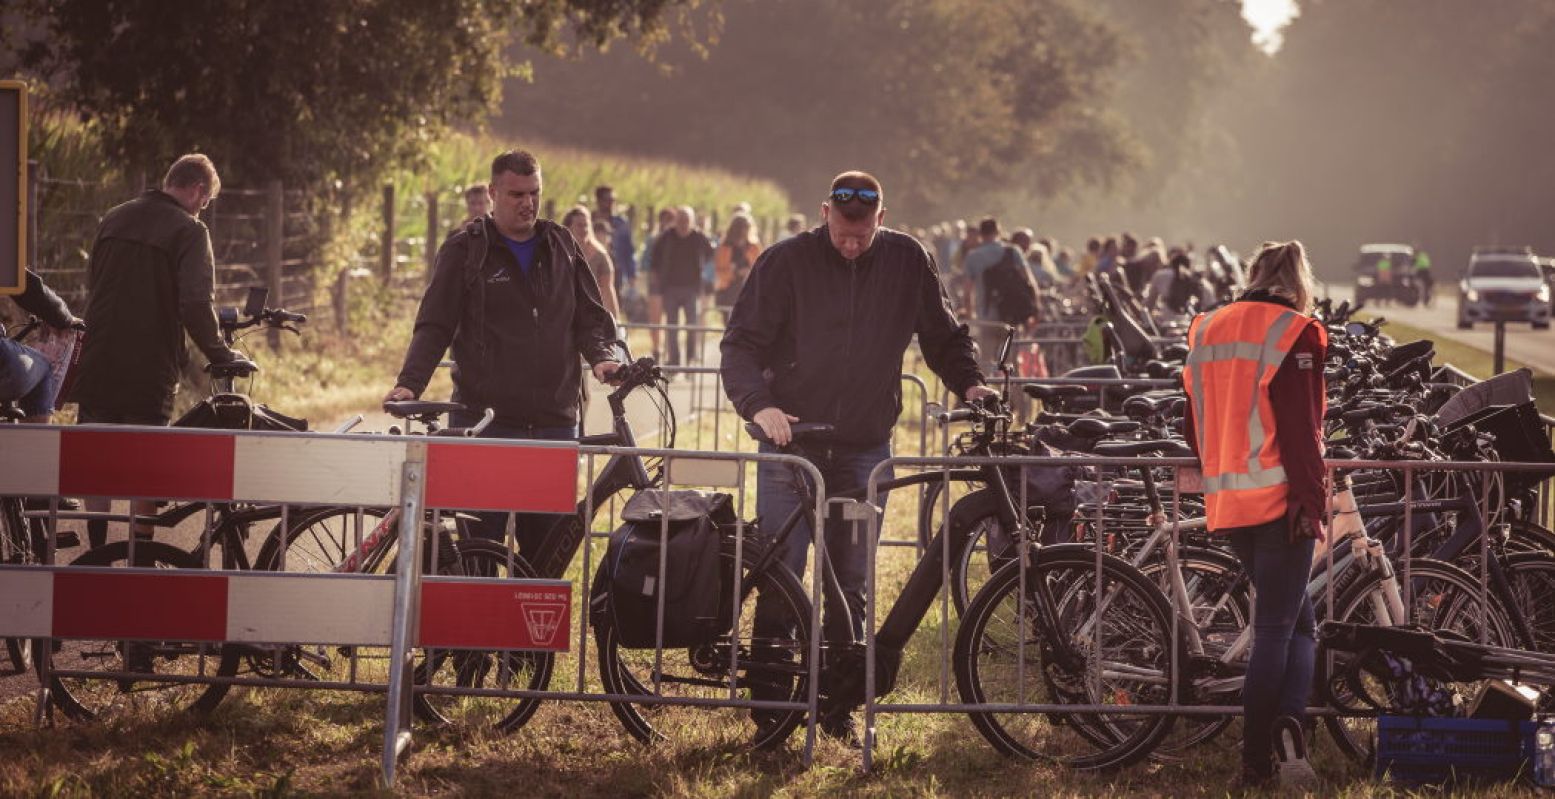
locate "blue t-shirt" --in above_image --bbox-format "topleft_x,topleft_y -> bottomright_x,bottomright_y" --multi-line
498,233 -> 540,277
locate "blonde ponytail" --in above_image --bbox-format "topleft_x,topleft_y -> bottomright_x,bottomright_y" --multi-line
1245,240 -> 1315,313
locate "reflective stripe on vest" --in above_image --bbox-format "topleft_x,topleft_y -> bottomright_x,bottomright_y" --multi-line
1183,301 -> 1321,531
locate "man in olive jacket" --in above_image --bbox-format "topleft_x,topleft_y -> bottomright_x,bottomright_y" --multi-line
71,154 -> 243,425
385,149 -> 623,556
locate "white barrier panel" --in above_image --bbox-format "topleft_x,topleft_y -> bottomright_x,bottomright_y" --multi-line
0,426 -> 580,512
0,566 -> 572,652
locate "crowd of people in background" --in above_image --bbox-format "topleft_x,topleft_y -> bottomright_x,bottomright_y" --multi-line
476,177 -> 1266,374
910,219 -> 1252,330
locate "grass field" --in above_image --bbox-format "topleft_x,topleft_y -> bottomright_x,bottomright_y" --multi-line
6,317 -> 1554,796
1381,320 -> 1555,414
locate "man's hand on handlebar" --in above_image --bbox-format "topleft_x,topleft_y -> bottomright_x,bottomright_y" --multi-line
593,360 -> 625,385
753,406 -> 801,447
964,385 -> 999,403
383,385 -> 417,407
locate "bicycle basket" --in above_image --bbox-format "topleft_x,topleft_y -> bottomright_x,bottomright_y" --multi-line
1441,402 -> 1555,493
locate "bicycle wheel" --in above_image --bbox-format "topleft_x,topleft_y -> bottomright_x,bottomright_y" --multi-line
1135,544 -> 1249,753
412,539 -> 555,733
3,496 -> 36,671
952,544 -> 1181,771
1319,557 -> 1521,764
942,487 -> 1071,617
253,505 -> 393,574
596,540 -> 812,751
45,540 -> 238,721
1501,552 -> 1555,654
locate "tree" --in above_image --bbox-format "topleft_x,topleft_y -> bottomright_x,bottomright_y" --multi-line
6,0 -> 705,209
501,0 -> 1135,220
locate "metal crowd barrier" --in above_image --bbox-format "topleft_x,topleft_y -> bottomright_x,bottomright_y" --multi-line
845,451 -> 1555,772
0,426 -> 834,782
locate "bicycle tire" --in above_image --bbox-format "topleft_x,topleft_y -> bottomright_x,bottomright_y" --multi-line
595,539 -> 813,751
1319,557 -> 1521,765
252,505 -> 394,574
1135,544 -> 1248,754
3,496 -> 36,671
412,538 -> 555,733
952,544 -> 1181,771
1500,552 -> 1555,654
940,487 -> 1073,618
45,540 -> 238,721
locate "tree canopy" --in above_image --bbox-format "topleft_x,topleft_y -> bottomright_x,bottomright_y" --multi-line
502,0 -> 1143,220
5,0 -> 706,204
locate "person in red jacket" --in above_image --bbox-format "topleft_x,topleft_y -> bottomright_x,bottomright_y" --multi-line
1183,240 -> 1326,790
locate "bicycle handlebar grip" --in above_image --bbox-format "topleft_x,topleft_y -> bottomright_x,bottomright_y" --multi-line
271,309 -> 308,324
935,407 -> 976,424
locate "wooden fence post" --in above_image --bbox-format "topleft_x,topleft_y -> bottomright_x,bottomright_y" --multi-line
380,183 -> 396,282
543,198 -> 556,222
424,190 -> 438,282
26,160 -> 38,273
265,179 -> 284,348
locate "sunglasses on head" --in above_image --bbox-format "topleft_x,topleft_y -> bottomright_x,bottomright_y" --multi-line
829,187 -> 880,206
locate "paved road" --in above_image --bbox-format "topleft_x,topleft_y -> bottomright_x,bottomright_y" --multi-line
1328,285 -> 1555,376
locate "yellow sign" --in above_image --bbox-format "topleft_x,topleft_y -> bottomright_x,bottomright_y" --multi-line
0,80 -> 25,296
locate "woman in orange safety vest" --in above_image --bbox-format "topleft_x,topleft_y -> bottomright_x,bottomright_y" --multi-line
1183,241 -> 1326,790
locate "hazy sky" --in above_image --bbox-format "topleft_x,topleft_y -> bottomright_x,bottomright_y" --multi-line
1242,0 -> 1300,53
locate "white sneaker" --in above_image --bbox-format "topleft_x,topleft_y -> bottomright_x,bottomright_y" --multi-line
1273,716 -> 1319,792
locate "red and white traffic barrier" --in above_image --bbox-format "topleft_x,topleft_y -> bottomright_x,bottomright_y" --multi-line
0,566 -> 571,651
0,425 -> 578,511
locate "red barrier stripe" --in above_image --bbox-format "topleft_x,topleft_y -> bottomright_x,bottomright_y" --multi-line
60,429 -> 236,500
424,442 -> 578,512
53,571 -> 228,640
419,580 -> 571,651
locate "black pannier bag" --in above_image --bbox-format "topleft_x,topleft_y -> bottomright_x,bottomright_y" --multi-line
592,489 -> 737,649
173,394 -> 308,431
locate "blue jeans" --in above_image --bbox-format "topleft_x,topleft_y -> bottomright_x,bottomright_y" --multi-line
754,440 -> 892,644
660,285 -> 700,365
1228,516 -> 1316,767
0,337 -> 55,417
450,414 -> 576,559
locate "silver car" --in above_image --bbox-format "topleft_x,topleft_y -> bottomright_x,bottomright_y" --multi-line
1458,248 -> 1551,330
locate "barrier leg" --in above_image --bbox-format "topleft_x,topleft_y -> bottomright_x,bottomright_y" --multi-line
383,444 -> 427,787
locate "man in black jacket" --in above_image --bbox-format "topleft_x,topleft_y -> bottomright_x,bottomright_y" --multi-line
385,149 -> 623,555
72,154 -> 244,425
721,171 -> 993,741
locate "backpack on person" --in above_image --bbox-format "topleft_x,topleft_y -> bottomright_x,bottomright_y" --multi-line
983,246 -> 1041,325
591,489 -> 736,649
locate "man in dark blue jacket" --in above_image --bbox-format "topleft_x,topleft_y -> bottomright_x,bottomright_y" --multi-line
386,149 -> 624,556
721,170 -> 992,742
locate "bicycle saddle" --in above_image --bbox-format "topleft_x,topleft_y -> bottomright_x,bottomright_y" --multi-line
1121,394 -> 1176,419
383,400 -> 467,420
1022,383 -> 1089,403
743,421 -> 835,446
1067,417 -> 1142,438
1061,364 -> 1122,380
1091,439 -> 1195,457
206,359 -> 259,378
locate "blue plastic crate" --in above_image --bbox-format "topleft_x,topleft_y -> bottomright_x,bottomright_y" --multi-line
1376,716 -> 1537,785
